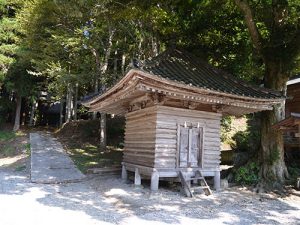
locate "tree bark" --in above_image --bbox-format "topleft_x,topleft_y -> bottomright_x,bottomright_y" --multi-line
73,83 -> 78,120
234,0 -> 264,56
29,99 -> 36,127
65,84 -> 73,123
99,27 -> 114,150
260,62 -> 289,187
13,95 -> 22,131
121,53 -> 126,75
234,0 -> 290,188
99,113 -> 106,151
59,97 -> 64,127
91,47 -> 100,120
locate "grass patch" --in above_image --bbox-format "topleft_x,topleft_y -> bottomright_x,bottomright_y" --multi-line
24,143 -> 30,155
0,131 -> 16,142
0,130 -> 27,158
66,144 -> 123,173
1,146 -> 15,157
15,165 -> 26,172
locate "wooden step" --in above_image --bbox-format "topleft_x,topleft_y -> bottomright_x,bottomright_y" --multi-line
191,186 -> 210,190
186,177 -> 204,181
178,170 -> 212,197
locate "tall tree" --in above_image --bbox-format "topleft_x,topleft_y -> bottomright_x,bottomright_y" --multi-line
0,0 -> 30,130
234,0 -> 300,187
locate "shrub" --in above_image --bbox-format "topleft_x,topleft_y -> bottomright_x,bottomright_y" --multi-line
221,116 -> 232,142
232,131 -> 250,152
235,162 -> 259,185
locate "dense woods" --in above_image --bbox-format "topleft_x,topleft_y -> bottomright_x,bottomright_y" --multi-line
0,0 -> 299,188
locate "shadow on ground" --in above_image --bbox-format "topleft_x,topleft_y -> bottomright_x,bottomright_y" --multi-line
1,167 -> 299,225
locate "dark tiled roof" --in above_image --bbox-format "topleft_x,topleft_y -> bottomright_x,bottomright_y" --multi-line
135,48 -> 283,99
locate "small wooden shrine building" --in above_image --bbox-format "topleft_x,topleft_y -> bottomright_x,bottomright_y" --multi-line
273,76 -> 300,152
83,49 -> 284,191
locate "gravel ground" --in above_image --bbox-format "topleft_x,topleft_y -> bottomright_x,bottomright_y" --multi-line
0,161 -> 300,225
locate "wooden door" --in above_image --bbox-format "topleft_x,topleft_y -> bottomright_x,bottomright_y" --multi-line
179,127 -> 189,167
178,125 -> 203,168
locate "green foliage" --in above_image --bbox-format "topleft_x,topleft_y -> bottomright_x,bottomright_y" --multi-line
268,148 -> 280,166
24,143 -> 30,155
232,131 -> 251,152
231,115 -> 261,153
1,145 -> 15,156
0,97 -> 14,124
66,144 -> 122,173
287,165 -> 300,184
15,164 -> 26,171
0,0 -> 22,87
221,116 -> 232,142
0,130 -> 15,142
235,162 -> 260,185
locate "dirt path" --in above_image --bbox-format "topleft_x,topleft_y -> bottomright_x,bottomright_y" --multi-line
30,132 -> 85,183
0,163 -> 300,225
0,133 -> 299,225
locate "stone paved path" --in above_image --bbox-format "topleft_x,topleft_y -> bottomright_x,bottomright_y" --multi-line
30,132 -> 85,183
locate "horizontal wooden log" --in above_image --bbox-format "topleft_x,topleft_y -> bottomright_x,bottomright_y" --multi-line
204,142 -> 221,147
126,117 -> 156,125
204,151 -> 221,155
125,121 -> 156,128
125,143 -> 155,148
203,160 -> 221,165
126,129 -> 177,136
156,106 -> 221,118
203,155 -> 221,160
204,146 -> 220,151
157,116 -> 220,126
203,137 -> 220,142
126,111 -> 157,121
123,158 -> 154,167
125,137 -> 156,142
155,163 -> 176,168
124,153 -> 155,159
126,134 -> 176,140
125,143 -> 177,149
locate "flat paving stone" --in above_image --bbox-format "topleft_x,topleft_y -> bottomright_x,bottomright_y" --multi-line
30,132 -> 85,183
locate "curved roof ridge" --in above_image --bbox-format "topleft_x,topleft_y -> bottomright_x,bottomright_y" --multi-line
138,48 -> 283,99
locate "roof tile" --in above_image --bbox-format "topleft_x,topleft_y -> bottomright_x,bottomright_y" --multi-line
135,48 -> 283,99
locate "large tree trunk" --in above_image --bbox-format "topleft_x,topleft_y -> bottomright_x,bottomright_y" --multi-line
65,84 -> 73,123
59,98 -> 64,127
259,62 -> 289,187
91,47 -> 100,120
73,83 -> 78,120
13,95 -> 22,131
99,113 -> 107,151
29,99 -> 36,126
121,53 -> 126,75
234,0 -> 293,189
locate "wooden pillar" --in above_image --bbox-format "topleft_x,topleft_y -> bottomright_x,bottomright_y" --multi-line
150,170 -> 159,191
121,163 -> 127,181
214,170 -> 221,191
134,168 -> 141,186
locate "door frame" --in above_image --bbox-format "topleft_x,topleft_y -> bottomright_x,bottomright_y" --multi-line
176,123 -> 204,168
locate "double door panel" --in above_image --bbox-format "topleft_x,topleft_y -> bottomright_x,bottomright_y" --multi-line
179,125 -> 203,168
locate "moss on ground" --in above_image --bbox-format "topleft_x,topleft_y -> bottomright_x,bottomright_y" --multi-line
0,130 -> 27,157
65,143 -> 123,173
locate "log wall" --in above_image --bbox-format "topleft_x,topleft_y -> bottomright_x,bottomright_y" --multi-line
123,107 -> 157,167
155,106 -> 221,169
123,105 -> 222,171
